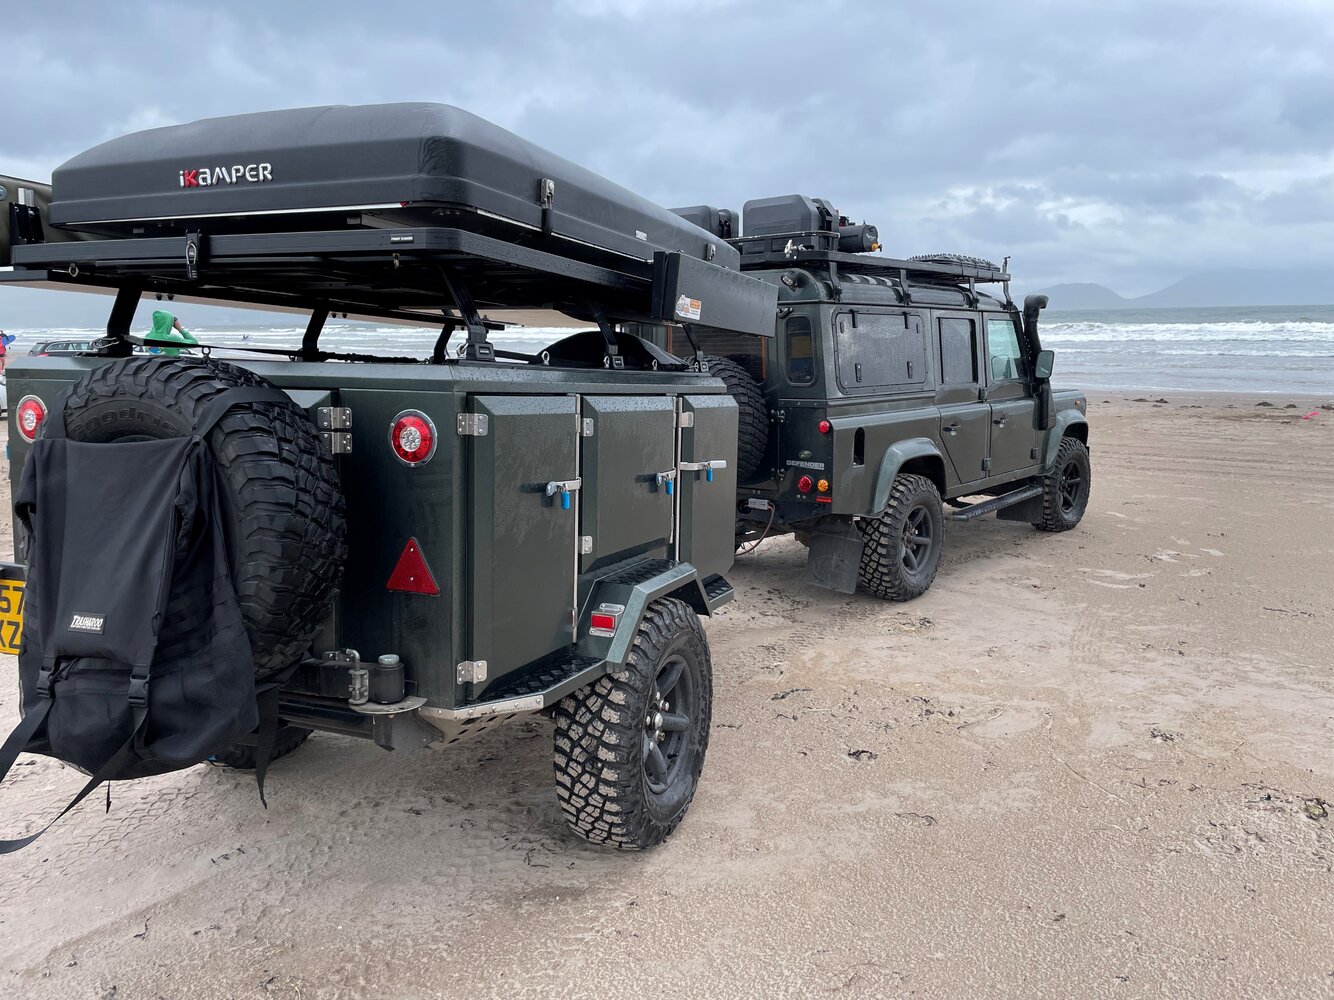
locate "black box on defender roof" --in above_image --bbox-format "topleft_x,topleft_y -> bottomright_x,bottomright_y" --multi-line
47,103 -> 737,271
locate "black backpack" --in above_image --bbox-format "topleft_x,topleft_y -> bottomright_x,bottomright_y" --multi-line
0,386 -> 293,852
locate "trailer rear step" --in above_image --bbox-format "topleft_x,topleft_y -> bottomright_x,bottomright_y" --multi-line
948,484 -> 1044,521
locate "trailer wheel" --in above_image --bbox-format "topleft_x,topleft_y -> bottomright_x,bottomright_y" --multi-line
208,726 -> 313,769
857,474 -> 944,601
702,355 -> 768,481
58,356 -> 347,677
553,598 -> 712,850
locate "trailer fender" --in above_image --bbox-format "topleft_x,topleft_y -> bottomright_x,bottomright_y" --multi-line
1039,412 -> 1089,472
576,561 -> 724,668
870,438 -> 945,513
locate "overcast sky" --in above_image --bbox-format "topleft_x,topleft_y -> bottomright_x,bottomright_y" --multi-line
4,0 -> 1333,323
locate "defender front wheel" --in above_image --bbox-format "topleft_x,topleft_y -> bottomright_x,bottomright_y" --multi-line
1034,437 -> 1091,532
857,474 -> 945,601
553,598 -> 712,850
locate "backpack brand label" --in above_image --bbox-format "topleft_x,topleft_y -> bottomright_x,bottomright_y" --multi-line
69,613 -> 105,634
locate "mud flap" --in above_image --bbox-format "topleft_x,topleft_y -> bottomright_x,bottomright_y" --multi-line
805,524 -> 864,595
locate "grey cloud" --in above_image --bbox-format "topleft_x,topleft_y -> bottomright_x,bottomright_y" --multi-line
3,0 -> 1334,296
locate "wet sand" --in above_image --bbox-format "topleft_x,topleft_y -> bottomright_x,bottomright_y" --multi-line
0,391 -> 1331,999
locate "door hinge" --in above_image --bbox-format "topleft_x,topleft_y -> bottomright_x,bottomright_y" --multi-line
1030,447 -> 1039,460
581,417 -> 595,437
456,413 -> 489,436
317,406 -> 352,431
580,535 -> 593,554
982,458 -> 992,472
456,660 -> 488,684
320,431 -> 352,455
678,411 -> 695,428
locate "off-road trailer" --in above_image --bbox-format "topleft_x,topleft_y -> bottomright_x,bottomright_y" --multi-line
0,104 -> 777,849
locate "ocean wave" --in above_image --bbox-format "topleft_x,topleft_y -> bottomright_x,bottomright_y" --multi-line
1043,320 -> 1334,344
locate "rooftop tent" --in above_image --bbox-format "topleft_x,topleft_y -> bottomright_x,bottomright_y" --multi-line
4,105 -> 777,342
46,103 -> 736,270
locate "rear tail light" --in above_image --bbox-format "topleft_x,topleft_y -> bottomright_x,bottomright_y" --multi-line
818,419 -> 831,434
389,410 -> 436,466
15,396 -> 47,442
796,474 -> 814,493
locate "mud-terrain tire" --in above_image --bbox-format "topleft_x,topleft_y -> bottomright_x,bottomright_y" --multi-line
553,598 -> 712,850
1034,436 -> 1091,532
857,474 -> 945,601
702,354 -> 768,481
59,356 -> 347,677
209,726 -> 313,769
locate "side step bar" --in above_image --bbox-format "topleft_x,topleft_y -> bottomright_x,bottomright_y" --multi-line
949,483 -> 1044,521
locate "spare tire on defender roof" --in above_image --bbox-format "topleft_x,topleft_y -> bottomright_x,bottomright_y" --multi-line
56,357 -> 347,678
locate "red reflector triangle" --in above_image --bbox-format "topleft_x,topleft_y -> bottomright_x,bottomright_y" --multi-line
386,537 -> 440,595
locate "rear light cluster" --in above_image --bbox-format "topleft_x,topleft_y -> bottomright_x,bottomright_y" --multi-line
15,396 -> 47,443
389,410 -> 436,466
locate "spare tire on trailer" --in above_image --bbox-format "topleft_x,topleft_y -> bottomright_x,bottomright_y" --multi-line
57,357 -> 347,677
701,355 -> 768,481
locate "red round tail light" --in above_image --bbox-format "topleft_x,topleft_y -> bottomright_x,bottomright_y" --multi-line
796,474 -> 814,493
15,396 -> 47,443
818,419 -> 831,434
389,410 -> 436,466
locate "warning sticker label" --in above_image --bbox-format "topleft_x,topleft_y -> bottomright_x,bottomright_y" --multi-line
674,295 -> 703,321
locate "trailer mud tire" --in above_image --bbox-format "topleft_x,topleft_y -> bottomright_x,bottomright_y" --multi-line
58,356 -> 347,677
553,597 -> 712,850
702,355 -> 768,481
857,474 -> 944,601
209,726 -> 313,769
1034,436 -> 1091,532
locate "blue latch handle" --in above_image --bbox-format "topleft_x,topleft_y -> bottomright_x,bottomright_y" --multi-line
561,490 -> 571,510
706,467 -> 714,483
666,479 -> 674,496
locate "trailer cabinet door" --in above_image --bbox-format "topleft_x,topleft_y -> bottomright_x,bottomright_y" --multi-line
678,394 -> 738,581
580,395 -> 676,572
467,395 -> 578,675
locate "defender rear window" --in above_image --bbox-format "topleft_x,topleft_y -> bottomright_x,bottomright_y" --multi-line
785,316 -> 815,385
938,318 -> 977,385
833,311 -> 927,391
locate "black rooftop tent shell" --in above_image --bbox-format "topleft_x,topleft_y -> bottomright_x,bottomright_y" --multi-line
2,104 -> 777,340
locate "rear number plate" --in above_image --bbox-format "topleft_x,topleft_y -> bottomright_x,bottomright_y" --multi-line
0,573 -> 25,655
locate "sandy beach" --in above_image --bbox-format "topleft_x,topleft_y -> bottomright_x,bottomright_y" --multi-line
0,391 -> 1330,999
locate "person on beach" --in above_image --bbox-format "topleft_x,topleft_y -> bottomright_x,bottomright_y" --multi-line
144,310 -> 198,357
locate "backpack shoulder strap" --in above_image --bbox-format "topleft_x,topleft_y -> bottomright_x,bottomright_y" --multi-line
0,708 -> 147,854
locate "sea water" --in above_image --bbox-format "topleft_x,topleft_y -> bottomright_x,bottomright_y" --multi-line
7,304 -> 1332,395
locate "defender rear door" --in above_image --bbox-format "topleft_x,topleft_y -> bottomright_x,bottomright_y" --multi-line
932,311 -> 989,487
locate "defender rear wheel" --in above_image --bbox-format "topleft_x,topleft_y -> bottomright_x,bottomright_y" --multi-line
553,598 -> 712,850
1034,437 -> 1091,532
857,474 -> 945,601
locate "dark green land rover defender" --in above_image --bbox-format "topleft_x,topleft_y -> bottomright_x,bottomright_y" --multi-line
665,195 -> 1092,600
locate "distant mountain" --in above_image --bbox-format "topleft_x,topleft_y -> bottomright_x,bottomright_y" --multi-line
1034,268 -> 1334,311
